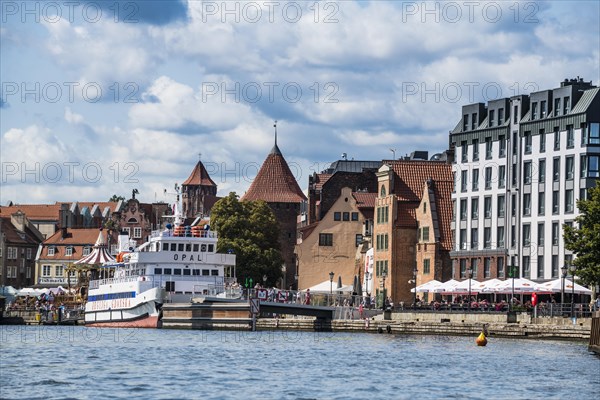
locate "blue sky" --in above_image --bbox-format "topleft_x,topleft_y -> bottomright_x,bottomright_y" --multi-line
1,0 -> 599,204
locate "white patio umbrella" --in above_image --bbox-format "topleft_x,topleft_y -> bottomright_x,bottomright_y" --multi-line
411,279 -> 442,293
491,278 -> 539,293
535,278 -> 592,295
448,279 -> 481,294
477,278 -> 505,293
432,279 -> 460,293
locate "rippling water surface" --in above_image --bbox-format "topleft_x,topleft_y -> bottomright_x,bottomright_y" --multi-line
1,326 -> 598,399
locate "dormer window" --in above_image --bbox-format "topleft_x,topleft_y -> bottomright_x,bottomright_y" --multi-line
65,246 -> 73,256
48,247 -> 55,256
83,246 -> 91,256
380,185 -> 386,197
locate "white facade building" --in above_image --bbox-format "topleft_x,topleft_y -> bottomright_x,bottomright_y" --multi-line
450,78 -> 599,282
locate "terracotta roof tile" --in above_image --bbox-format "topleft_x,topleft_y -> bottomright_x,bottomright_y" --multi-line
242,145 -> 307,203
352,192 -> 377,209
41,228 -> 109,259
183,161 -> 217,187
390,161 -> 453,202
299,222 -> 319,241
314,174 -> 332,190
432,180 -> 454,250
0,204 -> 61,221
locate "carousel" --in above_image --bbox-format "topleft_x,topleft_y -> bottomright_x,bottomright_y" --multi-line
70,229 -> 116,301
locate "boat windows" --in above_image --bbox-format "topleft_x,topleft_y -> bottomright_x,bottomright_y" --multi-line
186,243 -> 191,252
202,269 -> 210,276
193,244 -> 199,252
183,269 -> 191,276
170,243 -> 177,251
174,269 -> 182,275
193,270 -> 201,276
201,244 -> 207,252
163,243 -> 169,251
178,244 -> 184,252
208,244 -> 214,252
164,268 -> 172,275
211,270 -> 219,276
155,268 -> 162,274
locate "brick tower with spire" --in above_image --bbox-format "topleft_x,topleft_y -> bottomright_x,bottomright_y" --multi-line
242,123 -> 307,289
182,156 -> 218,218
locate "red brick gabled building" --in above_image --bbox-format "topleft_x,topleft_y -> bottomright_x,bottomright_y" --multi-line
242,135 -> 307,289
374,160 -> 454,306
182,160 -> 219,218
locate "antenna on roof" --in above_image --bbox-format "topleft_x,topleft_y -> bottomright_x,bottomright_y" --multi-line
274,120 -> 278,147
198,153 -> 202,161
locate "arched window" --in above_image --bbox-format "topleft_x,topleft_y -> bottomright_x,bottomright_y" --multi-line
127,217 -> 138,224
380,185 -> 386,197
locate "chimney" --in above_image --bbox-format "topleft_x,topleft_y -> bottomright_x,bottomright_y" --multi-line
61,227 -> 68,239
10,211 -> 26,232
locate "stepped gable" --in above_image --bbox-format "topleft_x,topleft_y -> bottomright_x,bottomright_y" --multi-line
242,140 -> 307,203
183,160 -> 217,187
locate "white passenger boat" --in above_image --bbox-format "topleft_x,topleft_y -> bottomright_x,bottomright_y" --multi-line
84,201 -> 237,328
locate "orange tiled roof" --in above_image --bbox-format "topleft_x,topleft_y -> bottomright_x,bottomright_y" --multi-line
241,144 -> 307,203
314,174 -> 332,190
183,161 -> 217,187
0,204 -> 61,221
390,161 -> 453,202
431,180 -> 454,250
299,222 -> 319,241
352,192 -> 377,209
41,228 -> 109,260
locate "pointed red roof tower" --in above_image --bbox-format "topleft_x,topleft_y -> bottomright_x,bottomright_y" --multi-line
241,130 -> 307,203
242,123 -> 307,289
182,157 -> 218,218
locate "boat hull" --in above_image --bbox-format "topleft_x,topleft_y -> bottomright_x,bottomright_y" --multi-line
86,314 -> 159,328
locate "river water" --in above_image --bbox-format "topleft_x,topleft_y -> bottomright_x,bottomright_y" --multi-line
0,326 -> 598,399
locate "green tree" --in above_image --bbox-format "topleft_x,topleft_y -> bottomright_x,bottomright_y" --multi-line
211,192 -> 283,287
563,182 -> 600,289
109,194 -> 125,202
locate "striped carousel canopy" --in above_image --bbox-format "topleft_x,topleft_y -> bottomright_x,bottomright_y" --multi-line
74,230 -> 115,265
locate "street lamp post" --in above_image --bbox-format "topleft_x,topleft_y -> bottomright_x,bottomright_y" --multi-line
467,268 -> 473,311
381,271 -> 387,310
561,265 -> 568,306
570,264 -> 576,318
329,271 -> 334,305
412,266 -> 418,309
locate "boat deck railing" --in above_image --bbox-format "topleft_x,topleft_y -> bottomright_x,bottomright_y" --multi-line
150,229 -> 218,239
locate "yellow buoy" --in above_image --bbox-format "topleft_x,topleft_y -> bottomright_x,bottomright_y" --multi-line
476,332 -> 488,346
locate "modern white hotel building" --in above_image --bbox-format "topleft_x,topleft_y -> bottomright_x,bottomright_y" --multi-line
449,78 -> 599,282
